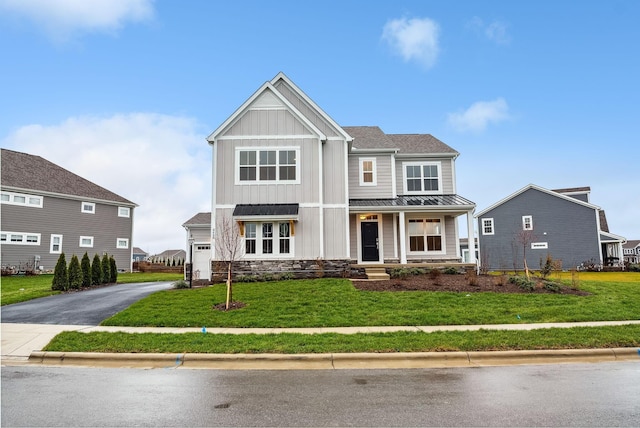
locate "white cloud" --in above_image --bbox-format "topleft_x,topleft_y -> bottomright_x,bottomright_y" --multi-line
1,113 -> 211,255
0,0 -> 154,42
468,17 -> 511,45
382,17 -> 440,69
447,98 -> 510,132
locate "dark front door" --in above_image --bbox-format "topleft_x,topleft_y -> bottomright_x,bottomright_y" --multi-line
361,222 -> 379,262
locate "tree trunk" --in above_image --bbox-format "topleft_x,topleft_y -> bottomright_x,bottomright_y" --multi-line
225,263 -> 232,310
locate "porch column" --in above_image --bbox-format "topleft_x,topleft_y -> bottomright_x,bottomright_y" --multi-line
466,209 -> 476,264
399,211 -> 407,264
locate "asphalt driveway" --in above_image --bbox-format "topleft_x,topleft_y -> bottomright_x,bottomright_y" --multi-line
0,282 -> 174,325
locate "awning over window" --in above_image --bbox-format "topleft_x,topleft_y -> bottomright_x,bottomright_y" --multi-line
232,204 -> 299,221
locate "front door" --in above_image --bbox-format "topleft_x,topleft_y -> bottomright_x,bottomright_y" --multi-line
361,222 -> 379,262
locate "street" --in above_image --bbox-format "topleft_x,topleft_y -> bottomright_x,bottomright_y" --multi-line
3,362 -> 639,427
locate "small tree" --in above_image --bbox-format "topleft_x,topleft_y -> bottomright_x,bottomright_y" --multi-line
81,252 -> 92,287
91,254 -> 103,286
514,229 -> 536,280
68,254 -> 82,289
101,254 -> 111,284
52,253 -> 68,291
109,256 -> 118,283
214,216 -> 243,310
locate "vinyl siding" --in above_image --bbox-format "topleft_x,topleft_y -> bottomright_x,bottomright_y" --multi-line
396,157 -> 455,195
323,207 -> 348,259
348,154 -> 394,199
477,188 -> 600,270
224,109 -> 312,136
1,194 -> 133,271
323,140 -> 348,205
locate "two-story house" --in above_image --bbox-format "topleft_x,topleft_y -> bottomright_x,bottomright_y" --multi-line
186,72 -> 476,280
623,240 -> 640,265
475,184 -> 626,271
1,148 -> 137,273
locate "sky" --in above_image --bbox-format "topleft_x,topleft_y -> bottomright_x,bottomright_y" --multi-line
1,0 -> 638,255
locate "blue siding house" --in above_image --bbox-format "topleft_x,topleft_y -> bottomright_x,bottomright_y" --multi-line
475,185 -> 626,271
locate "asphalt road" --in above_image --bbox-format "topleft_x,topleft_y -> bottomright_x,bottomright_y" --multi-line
0,281 -> 174,325
3,362 -> 639,427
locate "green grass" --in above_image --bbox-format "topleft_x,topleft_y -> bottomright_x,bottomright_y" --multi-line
1,272 -> 183,306
102,274 -> 640,328
43,324 -> 640,354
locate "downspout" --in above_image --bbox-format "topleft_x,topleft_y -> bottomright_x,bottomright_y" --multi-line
211,139 -> 218,261
318,137 -> 324,258
344,140 -> 350,259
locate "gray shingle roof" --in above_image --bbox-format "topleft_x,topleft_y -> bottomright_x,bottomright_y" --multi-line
183,212 -> 212,226
1,148 -> 135,205
343,126 -> 458,155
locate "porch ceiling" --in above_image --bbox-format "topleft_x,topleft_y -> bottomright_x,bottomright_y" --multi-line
349,195 -> 475,212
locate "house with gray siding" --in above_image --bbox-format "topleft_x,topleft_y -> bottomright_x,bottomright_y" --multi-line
475,184 -> 626,271
622,240 -> 640,265
1,149 -> 136,273
185,72 -> 476,279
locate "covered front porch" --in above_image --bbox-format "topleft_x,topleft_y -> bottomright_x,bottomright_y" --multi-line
349,195 -> 477,268
601,232 -> 626,269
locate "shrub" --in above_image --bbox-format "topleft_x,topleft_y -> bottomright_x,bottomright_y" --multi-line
543,281 -> 561,293
173,280 -> 190,289
81,252 -> 92,287
508,275 -> 535,292
101,254 -> 111,284
68,255 -> 82,290
428,269 -> 442,280
109,256 -> 118,283
91,254 -> 103,286
628,264 -> 640,272
237,274 -> 259,283
465,269 -> 478,286
444,267 -> 459,275
539,253 -> 554,279
52,253 -> 68,291
390,268 -> 409,279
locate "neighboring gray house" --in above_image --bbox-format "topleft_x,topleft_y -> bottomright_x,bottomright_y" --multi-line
1,148 -> 137,272
623,240 -> 640,265
149,249 -> 186,266
132,247 -> 148,262
475,184 -> 626,271
184,72 -> 476,279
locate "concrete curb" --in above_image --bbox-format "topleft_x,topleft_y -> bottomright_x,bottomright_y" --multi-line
27,347 -> 640,370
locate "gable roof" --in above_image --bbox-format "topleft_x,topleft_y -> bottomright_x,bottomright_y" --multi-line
623,239 -> 640,249
132,247 -> 148,255
182,212 -> 211,227
1,148 -> 135,205
343,126 -> 459,156
475,184 -> 600,218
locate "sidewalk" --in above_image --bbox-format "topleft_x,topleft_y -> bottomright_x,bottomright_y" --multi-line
2,321 -> 639,369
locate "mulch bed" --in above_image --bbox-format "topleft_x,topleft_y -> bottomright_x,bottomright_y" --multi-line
351,274 -> 589,295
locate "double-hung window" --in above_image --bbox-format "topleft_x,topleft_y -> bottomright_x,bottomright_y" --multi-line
482,218 -> 494,235
50,234 -> 63,253
243,221 -> 292,256
359,158 -> 377,186
403,162 -> 441,194
408,218 -> 443,253
237,148 -> 299,184
522,215 -> 533,230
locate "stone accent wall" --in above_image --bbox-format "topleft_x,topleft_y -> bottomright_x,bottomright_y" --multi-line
211,259 -> 365,283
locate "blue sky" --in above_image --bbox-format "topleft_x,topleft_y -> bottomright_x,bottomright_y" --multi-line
1,0 -> 638,255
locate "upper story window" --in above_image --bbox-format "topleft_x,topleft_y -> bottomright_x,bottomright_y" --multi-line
236,148 -> 299,184
1,191 -> 43,208
482,218 -> 494,235
50,234 -> 63,254
1,231 -> 41,246
522,215 -> 533,230
81,202 -> 95,214
117,238 -> 129,249
403,162 -> 441,194
118,207 -> 131,218
79,236 -> 94,248
359,158 -> 377,186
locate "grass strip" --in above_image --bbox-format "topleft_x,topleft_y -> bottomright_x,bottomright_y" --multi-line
43,325 -> 640,354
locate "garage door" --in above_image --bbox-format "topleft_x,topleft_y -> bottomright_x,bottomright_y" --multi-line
192,244 -> 211,281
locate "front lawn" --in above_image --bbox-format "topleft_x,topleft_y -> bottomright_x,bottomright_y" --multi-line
102,273 -> 640,328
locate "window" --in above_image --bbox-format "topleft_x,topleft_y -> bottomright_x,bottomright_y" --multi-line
243,221 -> 293,256
82,202 -> 95,214
408,218 -> 443,253
79,236 -> 94,247
117,238 -> 129,249
482,218 -> 494,235
359,158 -> 377,186
118,207 -> 130,218
403,162 -> 441,194
237,148 -> 299,183
522,215 -> 533,230
0,191 -> 43,208
50,234 -> 63,254
1,231 -> 41,245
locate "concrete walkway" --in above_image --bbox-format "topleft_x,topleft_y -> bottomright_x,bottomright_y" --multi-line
2,321 -> 639,369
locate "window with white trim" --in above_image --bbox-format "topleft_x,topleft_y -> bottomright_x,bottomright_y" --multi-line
522,215 -> 533,230
1,191 -> 43,208
482,218 -> 494,235
117,238 -> 129,249
118,207 -> 130,218
359,158 -> 377,186
0,231 -> 41,245
50,234 -> 63,254
403,162 -> 441,194
236,148 -> 299,183
79,236 -> 94,247
407,218 -> 443,253
243,221 -> 292,256
81,202 -> 95,214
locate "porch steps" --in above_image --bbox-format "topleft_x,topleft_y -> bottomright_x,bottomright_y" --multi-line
364,267 -> 390,281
